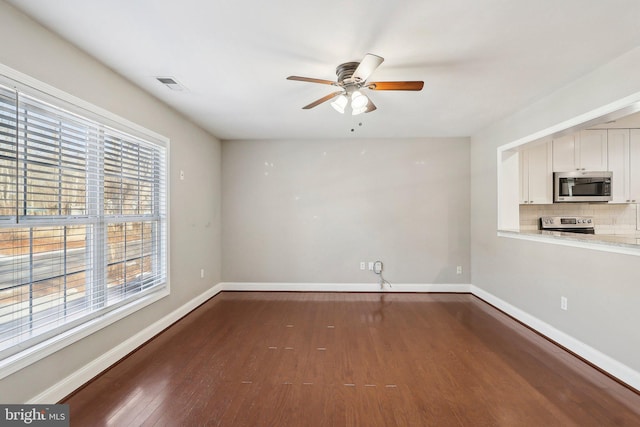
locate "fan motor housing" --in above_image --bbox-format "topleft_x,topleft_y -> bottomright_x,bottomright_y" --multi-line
336,62 -> 360,84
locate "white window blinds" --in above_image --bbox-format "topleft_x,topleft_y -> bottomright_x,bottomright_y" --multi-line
0,86 -> 17,219
0,82 -> 167,359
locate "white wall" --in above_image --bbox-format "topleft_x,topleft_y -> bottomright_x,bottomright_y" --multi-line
222,137 -> 470,284
471,46 -> 640,374
0,1 -> 222,402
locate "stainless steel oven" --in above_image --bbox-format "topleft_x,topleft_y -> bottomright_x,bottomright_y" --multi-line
539,216 -> 595,234
554,171 -> 612,203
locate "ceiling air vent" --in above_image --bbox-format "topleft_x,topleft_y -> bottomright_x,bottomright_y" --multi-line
156,76 -> 185,91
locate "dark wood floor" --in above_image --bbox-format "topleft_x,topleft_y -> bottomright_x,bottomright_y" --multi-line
63,292 -> 640,426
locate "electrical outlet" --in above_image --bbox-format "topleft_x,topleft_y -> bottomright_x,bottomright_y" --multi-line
456,265 -> 463,275
373,261 -> 383,274
180,170 -> 185,180
200,269 -> 205,279
360,262 -> 366,270
560,296 -> 568,311
368,262 -> 374,271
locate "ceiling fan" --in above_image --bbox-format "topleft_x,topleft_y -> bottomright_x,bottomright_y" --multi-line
287,53 -> 424,115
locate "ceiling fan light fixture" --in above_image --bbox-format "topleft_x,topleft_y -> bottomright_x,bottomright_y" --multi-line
352,106 -> 367,116
351,90 -> 368,110
331,94 -> 348,114
354,97 -> 377,115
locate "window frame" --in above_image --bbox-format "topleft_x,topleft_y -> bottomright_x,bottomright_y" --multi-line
0,64 -> 170,380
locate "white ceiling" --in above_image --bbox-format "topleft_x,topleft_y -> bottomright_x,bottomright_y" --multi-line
7,0 -> 640,140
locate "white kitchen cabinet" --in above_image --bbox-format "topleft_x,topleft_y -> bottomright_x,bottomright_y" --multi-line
552,129 -> 608,172
607,129 -> 630,203
520,140 -> 553,204
629,129 -> 640,203
580,129 -> 608,170
607,129 -> 640,203
552,134 -> 578,172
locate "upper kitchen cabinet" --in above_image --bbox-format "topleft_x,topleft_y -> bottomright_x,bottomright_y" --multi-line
607,129 -> 640,203
552,129 -> 608,172
608,129 -> 631,203
520,140 -> 553,204
631,130 -> 640,203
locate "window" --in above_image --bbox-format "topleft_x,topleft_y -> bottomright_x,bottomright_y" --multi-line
0,78 -> 168,362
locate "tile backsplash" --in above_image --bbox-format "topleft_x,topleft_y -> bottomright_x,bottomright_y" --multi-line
520,203 -> 639,234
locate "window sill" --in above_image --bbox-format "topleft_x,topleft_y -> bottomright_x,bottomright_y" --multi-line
0,287 -> 169,381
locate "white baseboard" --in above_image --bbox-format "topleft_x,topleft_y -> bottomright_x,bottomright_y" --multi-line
30,281 -> 639,402
28,283 -> 225,404
220,282 -> 472,293
471,285 -> 640,391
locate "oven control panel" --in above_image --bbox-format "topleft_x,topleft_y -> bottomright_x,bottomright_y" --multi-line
540,216 -> 594,229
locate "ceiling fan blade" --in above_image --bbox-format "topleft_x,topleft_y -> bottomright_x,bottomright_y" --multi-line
365,98 -> 377,113
287,76 -> 336,85
302,91 -> 344,109
353,53 -> 384,82
367,81 -> 424,91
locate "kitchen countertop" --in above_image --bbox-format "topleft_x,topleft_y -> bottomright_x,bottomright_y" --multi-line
499,229 -> 640,250
588,233 -> 640,245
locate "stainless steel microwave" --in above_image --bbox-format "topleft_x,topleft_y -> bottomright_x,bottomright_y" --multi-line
554,171 -> 612,203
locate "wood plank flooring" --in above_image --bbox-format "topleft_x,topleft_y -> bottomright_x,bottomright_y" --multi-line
63,292 -> 640,426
